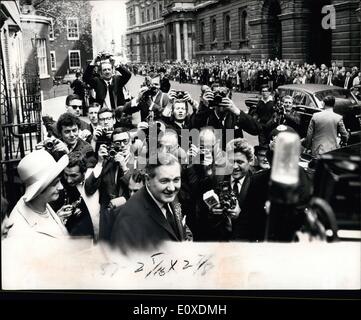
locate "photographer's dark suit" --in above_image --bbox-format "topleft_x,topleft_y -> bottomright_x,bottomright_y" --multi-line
215,171 -> 253,240
83,64 -> 131,109
138,89 -> 170,121
193,101 -> 259,149
181,164 -> 234,241
242,167 -> 312,242
110,187 -> 188,253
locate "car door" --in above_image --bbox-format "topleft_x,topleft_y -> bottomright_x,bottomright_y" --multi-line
292,90 -> 320,137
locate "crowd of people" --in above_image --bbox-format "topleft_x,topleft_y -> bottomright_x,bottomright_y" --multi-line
130,57 -> 361,93
2,51 -> 358,254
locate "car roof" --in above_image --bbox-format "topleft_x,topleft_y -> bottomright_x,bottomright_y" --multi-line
278,84 -> 345,94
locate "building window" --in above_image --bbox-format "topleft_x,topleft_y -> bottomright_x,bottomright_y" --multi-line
211,16 -> 217,42
147,9 -> 150,22
141,11 -> 145,23
67,18 -> 79,40
153,6 -> 156,20
200,20 -> 205,43
239,9 -> 248,40
224,13 -> 231,42
49,18 -> 54,41
50,50 -> 56,70
36,38 -> 48,77
159,3 -> 163,15
68,50 -> 81,70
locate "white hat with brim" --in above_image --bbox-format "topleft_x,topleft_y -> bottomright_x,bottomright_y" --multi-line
17,150 -> 69,203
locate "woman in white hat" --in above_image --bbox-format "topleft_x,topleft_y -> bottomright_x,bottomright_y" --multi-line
3,150 -> 72,239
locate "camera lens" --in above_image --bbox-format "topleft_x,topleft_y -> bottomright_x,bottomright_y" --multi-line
108,149 -> 117,157
44,141 -> 54,149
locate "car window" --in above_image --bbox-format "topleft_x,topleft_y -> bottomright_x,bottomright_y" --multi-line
292,91 -> 306,105
315,89 -> 358,106
304,94 -> 317,108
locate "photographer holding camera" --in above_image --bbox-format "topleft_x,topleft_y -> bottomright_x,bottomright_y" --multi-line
83,50 -> 131,110
39,113 -> 96,167
50,152 -> 98,240
181,127 -> 234,241
135,77 -> 170,121
91,107 -> 115,153
274,95 -> 301,134
161,89 -> 198,141
84,127 -> 135,241
193,84 -> 258,149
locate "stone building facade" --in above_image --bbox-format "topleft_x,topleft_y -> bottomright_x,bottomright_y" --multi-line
126,0 -> 166,63
126,0 -> 360,68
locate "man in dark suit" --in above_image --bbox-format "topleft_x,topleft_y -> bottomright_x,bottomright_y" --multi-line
242,125 -> 312,242
217,138 -> 254,240
84,127 -> 134,240
159,67 -> 171,93
83,52 -> 131,109
343,71 -> 353,90
110,153 -> 191,253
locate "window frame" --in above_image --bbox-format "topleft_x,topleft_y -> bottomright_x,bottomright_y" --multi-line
224,13 -> 231,43
210,15 -> 217,43
50,50 -> 56,71
36,38 -> 49,78
68,50 -> 81,70
239,8 -> 248,40
200,20 -> 205,44
49,18 -> 54,41
66,17 -> 79,40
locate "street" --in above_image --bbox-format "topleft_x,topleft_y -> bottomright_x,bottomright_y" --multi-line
42,74 -> 259,146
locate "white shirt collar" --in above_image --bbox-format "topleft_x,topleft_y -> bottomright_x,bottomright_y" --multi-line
231,175 -> 245,192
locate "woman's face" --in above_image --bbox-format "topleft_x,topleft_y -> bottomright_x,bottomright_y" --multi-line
38,177 -> 63,203
173,102 -> 187,121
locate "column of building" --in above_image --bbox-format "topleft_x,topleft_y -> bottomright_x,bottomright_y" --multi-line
134,5 -> 141,62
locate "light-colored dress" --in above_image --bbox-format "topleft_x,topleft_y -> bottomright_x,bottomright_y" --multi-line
4,198 -> 68,239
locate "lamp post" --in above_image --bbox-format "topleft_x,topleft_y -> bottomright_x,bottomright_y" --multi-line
356,7 -> 361,69
111,39 -> 115,55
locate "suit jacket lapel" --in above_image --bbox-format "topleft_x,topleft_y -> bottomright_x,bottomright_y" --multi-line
238,172 -> 251,207
142,188 -> 179,240
170,200 -> 184,241
112,76 -> 118,106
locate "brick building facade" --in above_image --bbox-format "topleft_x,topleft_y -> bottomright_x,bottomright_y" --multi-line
23,0 -> 93,79
126,0 -> 360,68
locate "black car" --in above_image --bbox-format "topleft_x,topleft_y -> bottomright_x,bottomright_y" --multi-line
245,84 -> 361,139
309,142 -> 361,241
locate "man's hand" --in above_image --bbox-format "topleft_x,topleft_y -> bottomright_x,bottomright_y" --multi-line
52,139 -> 69,154
79,129 -> 91,141
168,89 -> 177,101
114,152 -> 129,171
57,205 -> 74,224
210,204 -> 224,215
97,144 -> 108,163
93,126 -> 103,142
136,86 -> 150,104
226,201 -> 241,220
200,90 -> 214,107
110,196 -> 127,208
219,97 -> 240,115
187,144 -> 199,158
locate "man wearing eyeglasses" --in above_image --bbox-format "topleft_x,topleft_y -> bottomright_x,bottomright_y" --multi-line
84,127 -> 135,240
47,95 -> 91,141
